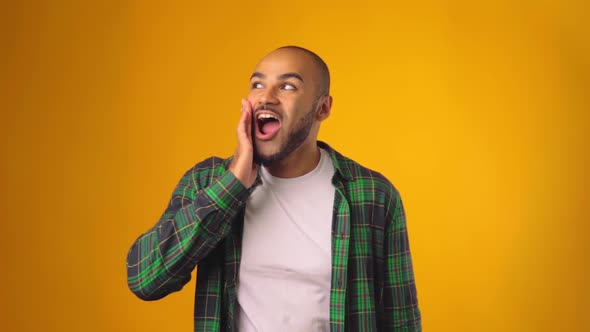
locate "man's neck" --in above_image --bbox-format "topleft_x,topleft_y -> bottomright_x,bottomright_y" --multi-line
265,141 -> 321,179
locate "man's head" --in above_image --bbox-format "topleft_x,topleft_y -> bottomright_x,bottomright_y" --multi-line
247,46 -> 333,166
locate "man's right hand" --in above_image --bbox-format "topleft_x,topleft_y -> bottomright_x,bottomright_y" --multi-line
229,99 -> 258,188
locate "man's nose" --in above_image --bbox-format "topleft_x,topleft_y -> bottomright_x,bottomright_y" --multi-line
257,89 -> 279,108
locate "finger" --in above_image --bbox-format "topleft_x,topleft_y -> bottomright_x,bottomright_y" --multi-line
245,109 -> 252,141
244,98 -> 253,112
241,98 -> 247,112
242,99 -> 253,143
237,102 -> 248,139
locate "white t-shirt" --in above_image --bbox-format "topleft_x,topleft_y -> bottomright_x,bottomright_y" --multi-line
237,148 -> 336,332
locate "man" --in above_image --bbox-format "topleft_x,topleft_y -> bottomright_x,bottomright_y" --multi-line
127,46 -> 421,331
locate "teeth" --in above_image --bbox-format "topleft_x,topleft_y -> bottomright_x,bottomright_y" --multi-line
257,113 -> 278,120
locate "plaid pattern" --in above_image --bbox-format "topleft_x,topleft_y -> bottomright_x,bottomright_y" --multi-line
127,141 -> 421,331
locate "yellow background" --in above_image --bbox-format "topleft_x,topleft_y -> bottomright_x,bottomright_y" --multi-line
1,0 -> 588,331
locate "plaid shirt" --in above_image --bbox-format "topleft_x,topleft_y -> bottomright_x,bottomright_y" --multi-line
127,141 -> 421,331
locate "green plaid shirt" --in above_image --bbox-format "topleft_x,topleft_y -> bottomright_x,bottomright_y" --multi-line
127,141 -> 421,331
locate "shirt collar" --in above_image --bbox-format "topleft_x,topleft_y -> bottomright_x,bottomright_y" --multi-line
317,141 -> 353,181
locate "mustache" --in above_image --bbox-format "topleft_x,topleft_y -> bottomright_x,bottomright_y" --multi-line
254,104 -> 282,114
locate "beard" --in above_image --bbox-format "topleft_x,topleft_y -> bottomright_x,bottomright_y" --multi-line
253,101 -> 318,167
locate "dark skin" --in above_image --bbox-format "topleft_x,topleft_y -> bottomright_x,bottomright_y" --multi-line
229,48 -> 333,187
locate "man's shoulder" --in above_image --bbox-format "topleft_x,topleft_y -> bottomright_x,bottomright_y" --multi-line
342,155 -> 399,198
323,142 -> 400,199
339,154 -> 392,184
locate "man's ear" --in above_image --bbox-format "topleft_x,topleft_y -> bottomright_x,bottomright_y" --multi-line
316,95 -> 333,121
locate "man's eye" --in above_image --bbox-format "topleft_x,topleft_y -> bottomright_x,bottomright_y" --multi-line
251,82 -> 263,89
282,83 -> 296,90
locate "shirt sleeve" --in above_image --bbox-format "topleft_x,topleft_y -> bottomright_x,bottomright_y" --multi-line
126,159 -> 250,301
381,188 -> 422,330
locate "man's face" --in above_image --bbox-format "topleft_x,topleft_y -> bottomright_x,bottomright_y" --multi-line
247,49 -> 322,166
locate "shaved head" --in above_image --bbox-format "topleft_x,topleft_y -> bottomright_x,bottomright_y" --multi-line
274,46 -> 331,97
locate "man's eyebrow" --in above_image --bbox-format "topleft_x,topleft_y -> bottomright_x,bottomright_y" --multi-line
250,72 -> 265,80
278,72 -> 304,83
249,72 -> 304,83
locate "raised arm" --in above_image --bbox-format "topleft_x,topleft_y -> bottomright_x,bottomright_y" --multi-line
127,99 -> 259,301
126,162 -> 249,300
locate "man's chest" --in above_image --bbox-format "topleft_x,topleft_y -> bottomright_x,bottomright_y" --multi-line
241,181 -> 334,277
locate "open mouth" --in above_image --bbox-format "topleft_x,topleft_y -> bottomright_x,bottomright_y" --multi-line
255,112 -> 282,140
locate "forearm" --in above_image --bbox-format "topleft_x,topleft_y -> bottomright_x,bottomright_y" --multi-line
382,189 -> 422,330
126,169 -> 249,301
